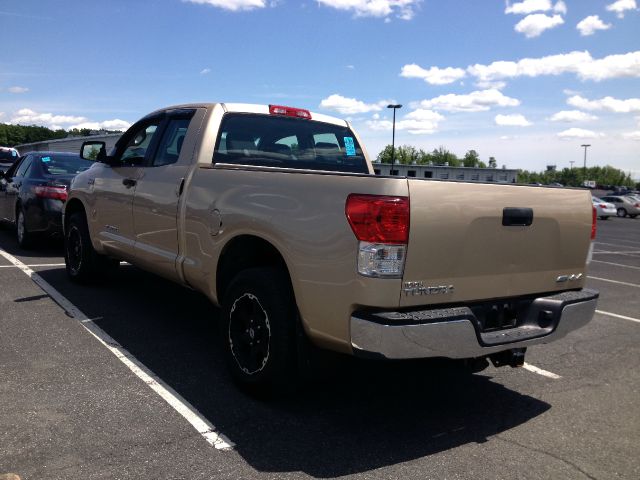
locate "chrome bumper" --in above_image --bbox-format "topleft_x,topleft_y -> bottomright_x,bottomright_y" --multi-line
350,289 -> 599,359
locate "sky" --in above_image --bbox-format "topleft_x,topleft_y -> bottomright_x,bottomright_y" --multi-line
1,0 -> 639,177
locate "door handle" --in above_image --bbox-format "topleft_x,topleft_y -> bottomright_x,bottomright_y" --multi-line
122,178 -> 137,188
176,177 -> 185,197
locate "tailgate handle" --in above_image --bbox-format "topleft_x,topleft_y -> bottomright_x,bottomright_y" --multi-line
502,207 -> 533,226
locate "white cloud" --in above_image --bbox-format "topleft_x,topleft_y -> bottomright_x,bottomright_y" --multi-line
514,13 -> 564,38
367,108 -> 443,134
8,108 -> 130,131
468,50 -> 640,83
500,135 -> 516,140
606,0 -> 637,19
557,128 -> 605,139
622,131 -> 640,140
400,64 -> 466,85
69,119 -> 131,131
316,0 -> 421,20
577,15 -> 612,36
184,0 -> 267,11
474,80 -> 507,89
553,1 -> 567,14
505,0 -> 552,15
319,94 -> 389,114
7,86 -> 29,94
495,114 -> 532,126
418,89 -> 520,112
200,68 -> 211,74
567,95 -> 640,113
549,110 -> 598,122
420,89 -> 520,112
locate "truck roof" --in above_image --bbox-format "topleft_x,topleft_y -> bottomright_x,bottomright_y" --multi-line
144,103 -> 348,128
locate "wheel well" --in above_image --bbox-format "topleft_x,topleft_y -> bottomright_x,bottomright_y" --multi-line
216,235 -> 291,301
64,199 -> 86,230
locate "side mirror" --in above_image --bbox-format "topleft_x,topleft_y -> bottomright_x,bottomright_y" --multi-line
80,141 -> 107,162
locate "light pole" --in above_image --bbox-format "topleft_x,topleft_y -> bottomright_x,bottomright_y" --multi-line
569,160 -> 575,170
387,104 -> 402,173
581,144 -> 591,184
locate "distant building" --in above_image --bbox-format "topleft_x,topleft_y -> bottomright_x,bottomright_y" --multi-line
15,133 -> 121,156
373,161 -> 518,183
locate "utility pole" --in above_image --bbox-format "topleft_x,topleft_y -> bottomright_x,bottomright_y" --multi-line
581,144 -> 591,184
387,104 -> 402,173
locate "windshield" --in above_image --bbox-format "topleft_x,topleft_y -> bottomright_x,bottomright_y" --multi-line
213,113 -> 368,174
39,154 -> 94,175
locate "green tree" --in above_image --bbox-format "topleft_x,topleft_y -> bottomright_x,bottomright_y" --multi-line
463,150 -> 480,167
431,146 -> 460,166
488,156 -> 497,168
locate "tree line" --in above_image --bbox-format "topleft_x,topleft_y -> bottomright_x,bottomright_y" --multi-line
377,143 -> 637,189
376,144 -> 497,168
518,166 -> 637,189
0,123 -> 120,147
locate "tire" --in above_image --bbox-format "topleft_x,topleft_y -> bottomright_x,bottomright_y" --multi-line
630,214 -> 638,219
16,207 -> 32,249
599,216 -> 608,220
65,212 -> 118,283
617,208 -> 627,218
221,267 -> 297,394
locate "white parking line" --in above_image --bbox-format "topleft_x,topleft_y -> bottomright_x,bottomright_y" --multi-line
595,310 -> 640,324
596,240 -> 640,250
593,251 -> 640,255
522,363 -> 562,379
596,237 -> 640,248
0,263 -> 66,268
0,248 -> 234,451
587,276 -> 640,288
591,260 -> 640,270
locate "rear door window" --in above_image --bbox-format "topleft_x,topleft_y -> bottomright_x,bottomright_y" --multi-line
213,114 -> 368,173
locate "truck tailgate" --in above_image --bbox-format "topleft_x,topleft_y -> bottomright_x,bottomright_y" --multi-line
401,181 -> 593,308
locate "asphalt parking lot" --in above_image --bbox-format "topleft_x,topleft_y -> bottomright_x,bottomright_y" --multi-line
1,217 -> 639,480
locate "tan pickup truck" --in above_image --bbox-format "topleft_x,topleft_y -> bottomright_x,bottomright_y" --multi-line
64,103 -> 598,391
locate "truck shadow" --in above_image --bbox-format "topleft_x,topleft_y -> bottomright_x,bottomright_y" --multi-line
37,265 -> 550,478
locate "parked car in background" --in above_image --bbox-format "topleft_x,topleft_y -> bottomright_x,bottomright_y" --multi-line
591,196 -> 616,220
0,151 -> 93,247
600,195 -> 640,218
0,146 -> 20,175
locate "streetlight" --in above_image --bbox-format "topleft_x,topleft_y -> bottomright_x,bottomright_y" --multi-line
581,144 -> 591,184
569,160 -> 575,170
387,104 -> 402,173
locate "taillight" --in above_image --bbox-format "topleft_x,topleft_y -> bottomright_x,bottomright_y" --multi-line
591,206 -> 597,240
34,185 -> 68,201
346,194 -> 409,244
269,104 -> 311,119
599,203 -> 607,208
346,194 -> 409,278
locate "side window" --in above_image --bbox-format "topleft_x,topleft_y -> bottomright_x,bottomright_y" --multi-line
15,156 -> 33,177
118,123 -> 160,165
152,118 -> 192,167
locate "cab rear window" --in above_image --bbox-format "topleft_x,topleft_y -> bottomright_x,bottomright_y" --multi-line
213,113 -> 368,173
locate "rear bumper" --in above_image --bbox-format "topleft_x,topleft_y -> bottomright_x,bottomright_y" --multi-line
350,289 -> 598,359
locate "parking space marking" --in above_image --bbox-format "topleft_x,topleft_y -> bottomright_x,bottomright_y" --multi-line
587,276 -> 640,288
0,263 -> 66,268
591,260 -> 640,270
593,250 -> 640,255
596,237 -> 640,248
0,247 -> 235,451
595,310 -> 640,324
522,363 -> 562,379
596,240 -> 640,249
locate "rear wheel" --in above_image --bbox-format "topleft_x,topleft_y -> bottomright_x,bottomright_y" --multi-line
630,214 -> 638,219
617,208 -> 627,218
16,208 -> 32,249
65,212 -> 118,283
599,216 -> 608,220
221,267 -> 296,394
